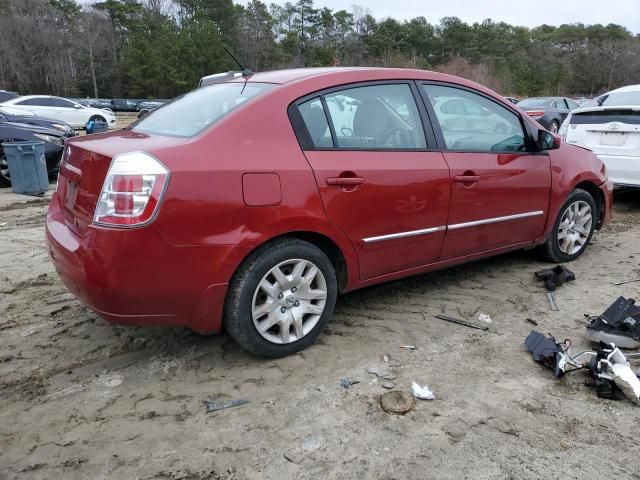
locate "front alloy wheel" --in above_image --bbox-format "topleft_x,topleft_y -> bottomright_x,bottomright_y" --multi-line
543,188 -> 597,262
557,200 -> 592,255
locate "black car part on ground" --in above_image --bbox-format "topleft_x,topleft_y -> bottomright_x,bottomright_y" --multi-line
525,331 -> 640,403
0,122 -> 65,186
586,297 -> 640,348
0,110 -> 74,137
534,265 -> 576,291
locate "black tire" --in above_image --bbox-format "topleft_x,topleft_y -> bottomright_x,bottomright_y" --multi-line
543,188 -> 597,262
89,115 -> 106,123
548,120 -> 559,134
0,149 -> 11,187
224,238 -> 337,357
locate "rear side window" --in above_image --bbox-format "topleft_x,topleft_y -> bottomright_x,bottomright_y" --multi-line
295,83 -> 427,150
422,84 -> 526,152
133,82 -> 274,137
16,98 -> 46,106
298,98 -> 332,148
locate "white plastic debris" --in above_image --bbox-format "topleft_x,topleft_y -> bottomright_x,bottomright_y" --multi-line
478,313 -> 492,324
411,382 -> 435,400
598,346 -> 640,403
400,345 -> 416,350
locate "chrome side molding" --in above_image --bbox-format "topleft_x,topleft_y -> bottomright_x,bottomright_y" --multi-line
362,226 -> 446,244
447,210 -> 544,230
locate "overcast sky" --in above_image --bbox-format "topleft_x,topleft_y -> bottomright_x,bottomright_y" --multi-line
283,0 -> 640,33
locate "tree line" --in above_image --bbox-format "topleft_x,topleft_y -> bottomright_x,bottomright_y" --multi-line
0,0 -> 638,100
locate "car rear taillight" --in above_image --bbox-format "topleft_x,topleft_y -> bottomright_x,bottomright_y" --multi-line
526,110 -> 545,118
93,151 -> 169,227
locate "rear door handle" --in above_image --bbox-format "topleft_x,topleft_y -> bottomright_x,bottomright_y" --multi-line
326,177 -> 364,186
454,175 -> 480,183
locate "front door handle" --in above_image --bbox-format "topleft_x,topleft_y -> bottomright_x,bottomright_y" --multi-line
454,175 -> 480,183
326,177 -> 364,186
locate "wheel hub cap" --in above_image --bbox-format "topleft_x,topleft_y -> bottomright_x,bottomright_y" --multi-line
252,259 -> 328,345
557,200 -> 592,255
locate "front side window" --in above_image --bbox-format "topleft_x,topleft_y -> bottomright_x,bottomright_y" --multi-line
17,98 -> 46,106
296,84 -> 427,150
133,82 -> 275,137
422,84 -> 526,152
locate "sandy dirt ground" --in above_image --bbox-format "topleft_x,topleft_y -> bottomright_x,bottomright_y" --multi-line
1,184 -> 640,480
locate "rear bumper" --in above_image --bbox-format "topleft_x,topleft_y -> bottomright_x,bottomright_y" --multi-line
597,154 -> 640,187
45,194 -> 246,333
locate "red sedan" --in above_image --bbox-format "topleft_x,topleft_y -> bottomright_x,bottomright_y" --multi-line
46,68 -> 613,357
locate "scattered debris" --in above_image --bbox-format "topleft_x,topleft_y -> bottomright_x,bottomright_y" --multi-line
586,296 -> 640,348
365,367 -> 397,381
340,378 -> 360,389
203,397 -> 249,413
546,292 -> 559,311
0,222 -> 7,227
478,313 -> 492,324
433,314 -> 489,331
613,277 -> 640,286
383,354 -> 389,363
535,265 -> 575,291
525,330 -> 640,404
400,345 -> 416,350
526,318 -> 539,326
379,390 -> 416,414
381,382 -> 395,389
411,382 -> 435,400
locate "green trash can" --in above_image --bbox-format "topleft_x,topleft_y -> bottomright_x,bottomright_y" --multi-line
1,141 -> 49,196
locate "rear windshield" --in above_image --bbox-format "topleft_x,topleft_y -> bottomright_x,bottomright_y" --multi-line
518,98 -> 550,108
594,91 -> 640,107
132,82 -> 275,137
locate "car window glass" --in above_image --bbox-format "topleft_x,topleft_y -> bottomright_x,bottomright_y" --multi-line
422,84 -> 526,152
16,98 -> 46,106
565,98 -> 578,110
298,98 -> 333,148
322,84 -> 427,149
53,98 -> 75,108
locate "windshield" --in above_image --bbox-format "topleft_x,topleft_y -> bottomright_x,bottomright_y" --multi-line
133,82 -> 275,137
518,98 -> 550,108
596,91 -> 640,107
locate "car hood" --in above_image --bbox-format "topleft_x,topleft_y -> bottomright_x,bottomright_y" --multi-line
1,120 -> 65,137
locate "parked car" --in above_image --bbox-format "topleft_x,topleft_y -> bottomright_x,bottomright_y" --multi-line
110,99 -> 139,112
518,97 -> 579,133
0,90 -> 19,103
78,98 -> 113,110
1,95 -> 116,129
137,101 -> 165,118
560,84 -> 640,187
0,121 -> 66,186
46,68 -> 612,357
430,94 -> 517,135
504,96 -> 520,104
0,106 -> 74,137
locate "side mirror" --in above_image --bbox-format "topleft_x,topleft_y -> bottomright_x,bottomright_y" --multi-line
74,104 -> 82,109
538,130 -> 561,150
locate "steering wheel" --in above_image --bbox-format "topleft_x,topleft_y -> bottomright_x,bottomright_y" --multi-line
382,127 -> 409,147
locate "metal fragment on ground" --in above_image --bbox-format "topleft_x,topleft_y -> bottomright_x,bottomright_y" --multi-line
400,345 -> 416,350
203,397 -> 249,413
612,277 -> 640,286
433,314 -> 489,331
340,378 -> 359,389
546,292 -> 559,311
365,367 -> 397,381
380,390 -> 416,414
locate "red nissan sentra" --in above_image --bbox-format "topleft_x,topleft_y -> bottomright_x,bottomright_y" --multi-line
46,68 -> 613,357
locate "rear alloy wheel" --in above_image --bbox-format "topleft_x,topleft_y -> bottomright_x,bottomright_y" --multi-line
543,188 -> 597,262
0,150 -> 11,187
224,239 -> 337,357
548,120 -> 559,134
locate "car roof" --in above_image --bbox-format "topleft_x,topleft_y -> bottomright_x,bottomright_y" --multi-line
609,84 -> 640,93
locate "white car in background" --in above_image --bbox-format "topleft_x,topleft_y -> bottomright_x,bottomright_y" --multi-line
0,95 -> 116,129
560,85 -> 640,187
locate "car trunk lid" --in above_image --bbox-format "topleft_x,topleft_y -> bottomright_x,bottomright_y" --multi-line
566,107 -> 640,156
56,130 -> 188,236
